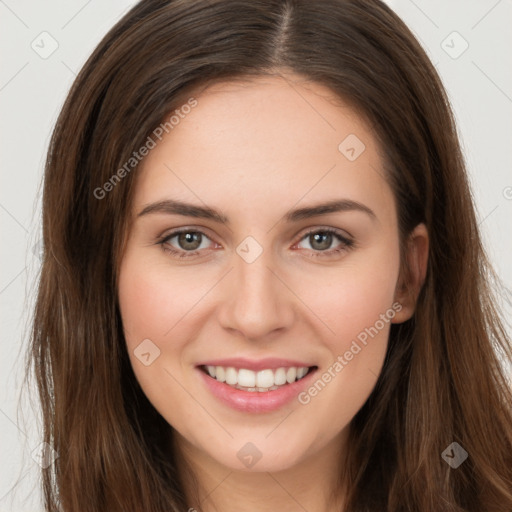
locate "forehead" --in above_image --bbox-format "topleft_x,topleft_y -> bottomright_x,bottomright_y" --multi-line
133,73 -> 394,225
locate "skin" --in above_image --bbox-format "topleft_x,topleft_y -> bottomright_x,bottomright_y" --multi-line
117,73 -> 429,512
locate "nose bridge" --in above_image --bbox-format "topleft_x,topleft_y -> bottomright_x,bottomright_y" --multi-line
219,239 -> 293,339
236,250 -> 275,301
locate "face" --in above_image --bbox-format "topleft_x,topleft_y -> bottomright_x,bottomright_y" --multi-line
118,74 -> 418,473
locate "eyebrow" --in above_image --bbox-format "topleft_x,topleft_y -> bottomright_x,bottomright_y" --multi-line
137,198 -> 377,224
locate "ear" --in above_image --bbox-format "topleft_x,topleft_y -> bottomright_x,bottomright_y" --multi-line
392,223 -> 429,324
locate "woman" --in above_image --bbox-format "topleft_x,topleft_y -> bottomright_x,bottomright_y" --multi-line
28,0 -> 512,510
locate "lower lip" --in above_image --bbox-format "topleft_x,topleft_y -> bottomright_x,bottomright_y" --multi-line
197,367 -> 317,413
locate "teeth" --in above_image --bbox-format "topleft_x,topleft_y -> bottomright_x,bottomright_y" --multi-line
216,366 -> 225,382
225,367 -> 237,385
274,368 -> 287,385
286,367 -> 297,383
204,365 -> 311,391
256,369 -> 274,388
297,367 -> 307,379
238,369 -> 256,387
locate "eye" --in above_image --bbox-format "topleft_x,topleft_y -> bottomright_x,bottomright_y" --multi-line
157,227 -> 354,259
294,228 -> 354,258
158,229 -> 217,258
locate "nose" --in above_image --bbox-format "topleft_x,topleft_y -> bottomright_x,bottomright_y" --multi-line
217,244 -> 295,341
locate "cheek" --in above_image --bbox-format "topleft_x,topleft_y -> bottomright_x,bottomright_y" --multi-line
306,235 -> 400,348
295,242 -> 400,426
117,253 -> 203,432
118,251 -> 207,346
323,264 -> 398,347
117,253 -> 189,386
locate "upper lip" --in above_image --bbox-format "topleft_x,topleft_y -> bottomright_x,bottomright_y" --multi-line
196,357 -> 315,372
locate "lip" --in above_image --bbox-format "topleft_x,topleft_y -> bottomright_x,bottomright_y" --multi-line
195,357 -> 312,372
197,365 -> 318,413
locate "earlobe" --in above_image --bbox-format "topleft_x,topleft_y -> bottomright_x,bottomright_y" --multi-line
392,223 -> 429,324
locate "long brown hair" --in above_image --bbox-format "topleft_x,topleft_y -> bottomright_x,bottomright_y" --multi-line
26,0 -> 512,510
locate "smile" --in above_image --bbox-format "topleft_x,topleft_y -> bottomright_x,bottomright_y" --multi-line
200,365 -> 314,392
196,359 -> 319,413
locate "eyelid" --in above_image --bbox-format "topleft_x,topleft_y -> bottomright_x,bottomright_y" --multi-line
295,226 -> 353,244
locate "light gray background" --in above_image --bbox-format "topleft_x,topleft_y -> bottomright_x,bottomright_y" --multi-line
1,1 -> 511,510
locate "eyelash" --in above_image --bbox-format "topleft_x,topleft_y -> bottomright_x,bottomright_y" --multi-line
156,227 -> 354,260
